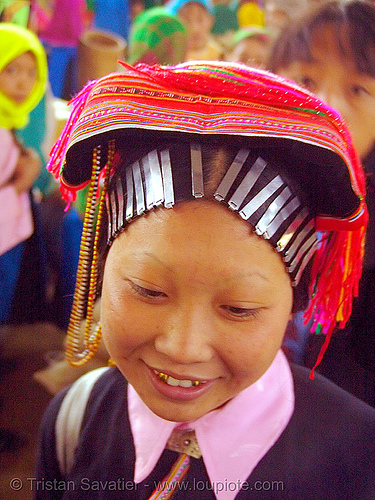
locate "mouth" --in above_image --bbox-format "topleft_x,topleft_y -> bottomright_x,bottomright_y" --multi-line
13,95 -> 27,103
147,366 -> 215,402
153,369 -> 207,388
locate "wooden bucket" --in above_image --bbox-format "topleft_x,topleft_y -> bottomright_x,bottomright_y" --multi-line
77,29 -> 127,90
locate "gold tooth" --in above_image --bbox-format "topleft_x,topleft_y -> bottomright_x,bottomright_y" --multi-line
192,381 -> 200,387
158,372 -> 168,382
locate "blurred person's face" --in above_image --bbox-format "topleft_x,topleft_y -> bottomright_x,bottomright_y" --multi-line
265,4 -> 289,33
228,37 -> 270,68
178,2 -> 214,51
131,0 -> 145,20
276,28 -> 375,159
101,200 -> 293,422
0,51 -> 37,104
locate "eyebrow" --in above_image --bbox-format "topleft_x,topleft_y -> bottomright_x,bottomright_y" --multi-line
130,251 -> 275,284
222,269 -> 275,286
130,251 -> 175,274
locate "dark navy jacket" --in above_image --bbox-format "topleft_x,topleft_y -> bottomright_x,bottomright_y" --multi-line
35,365 -> 375,499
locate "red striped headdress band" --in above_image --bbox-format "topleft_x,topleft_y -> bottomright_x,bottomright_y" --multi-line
47,61 -> 367,372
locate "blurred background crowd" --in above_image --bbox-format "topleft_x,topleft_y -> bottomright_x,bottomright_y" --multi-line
0,0 -> 374,494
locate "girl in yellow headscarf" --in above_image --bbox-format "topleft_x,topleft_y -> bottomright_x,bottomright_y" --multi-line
0,23 -> 47,324
0,22 -> 47,129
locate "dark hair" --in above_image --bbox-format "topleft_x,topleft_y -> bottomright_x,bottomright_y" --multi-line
267,0 -> 375,77
96,137 -> 312,313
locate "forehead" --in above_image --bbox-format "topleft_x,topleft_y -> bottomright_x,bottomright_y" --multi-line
239,37 -> 269,50
108,200 -> 291,286
298,23 -> 373,76
179,2 -> 210,17
298,26 -> 375,81
3,51 -> 36,69
311,25 -> 351,60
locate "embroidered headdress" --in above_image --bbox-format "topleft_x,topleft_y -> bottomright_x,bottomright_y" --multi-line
47,61 -> 367,374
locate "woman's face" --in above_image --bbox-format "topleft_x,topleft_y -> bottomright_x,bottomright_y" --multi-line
178,3 -> 213,51
276,27 -> 375,159
101,200 -> 293,422
228,37 -> 270,69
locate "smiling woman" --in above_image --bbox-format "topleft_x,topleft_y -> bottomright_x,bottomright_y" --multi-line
102,201 -> 293,422
35,61 -> 375,499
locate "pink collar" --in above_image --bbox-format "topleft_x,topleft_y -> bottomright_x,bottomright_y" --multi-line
128,350 -> 294,500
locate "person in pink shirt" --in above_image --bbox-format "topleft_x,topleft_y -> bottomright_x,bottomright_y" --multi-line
0,23 -> 47,324
37,0 -> 88,98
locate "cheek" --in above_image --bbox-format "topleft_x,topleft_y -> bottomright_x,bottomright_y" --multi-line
220,309 -> 290,380
100,279 -> 139,355
26,76 -> 37,91
100,294 -> 127,355
0,79 -> 11,94
101,306 -> 146,361
101,278 -> 162,360
348,114 -> 375,158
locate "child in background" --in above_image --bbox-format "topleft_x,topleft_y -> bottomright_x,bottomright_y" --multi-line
127,6 -> 187,66
1,1 -> 58,196
0,23 -> 48,324
226,25 -> 273,68
267,0 -> 375,406
264,0 -> 308,35
166,0 -> 224,61
129,0 -> 146,21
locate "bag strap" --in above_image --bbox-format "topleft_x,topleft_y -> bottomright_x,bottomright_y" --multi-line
55,366 -> 110,476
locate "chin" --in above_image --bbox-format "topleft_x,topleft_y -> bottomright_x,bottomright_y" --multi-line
148,400 -> 209,423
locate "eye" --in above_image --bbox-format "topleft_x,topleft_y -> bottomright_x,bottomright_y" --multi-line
130,282 -> 167,300
350,84 -> 369,97
298,76 -> 316,92
221,305 -> 261,319
4,66 -> 16,75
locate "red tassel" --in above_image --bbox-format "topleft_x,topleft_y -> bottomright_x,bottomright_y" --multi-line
305,223 -> 366,374
309,322 -> 335,379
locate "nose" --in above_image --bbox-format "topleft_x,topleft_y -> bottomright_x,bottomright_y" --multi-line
15,74 -> 28,91
154,303 -> 216,364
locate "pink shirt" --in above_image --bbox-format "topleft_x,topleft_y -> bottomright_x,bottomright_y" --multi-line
38,0 -> 86,47
128,349 -> 294,500
0,128 -> 33,256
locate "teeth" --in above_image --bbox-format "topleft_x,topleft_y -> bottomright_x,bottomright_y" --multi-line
179,379 -> 193,388
154,370 -> 205,388
166,376 -> 180,387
